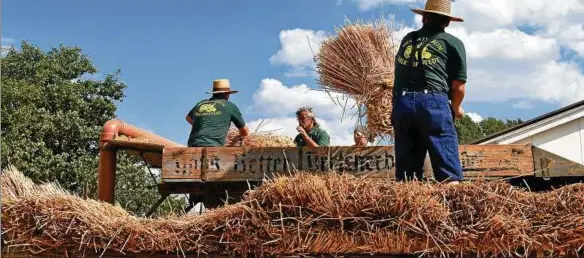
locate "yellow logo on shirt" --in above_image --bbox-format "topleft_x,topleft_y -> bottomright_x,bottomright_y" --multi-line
195,103 -> 222,116
397,38 -> 443,67
199,104 -> 217,113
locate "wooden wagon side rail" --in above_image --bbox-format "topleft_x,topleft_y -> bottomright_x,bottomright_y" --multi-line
161,144 -> 544,182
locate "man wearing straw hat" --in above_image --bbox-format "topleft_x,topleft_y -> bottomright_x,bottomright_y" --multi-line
186,79 -> 249,147
391,0 -> 467,184
185,79 -> 249,212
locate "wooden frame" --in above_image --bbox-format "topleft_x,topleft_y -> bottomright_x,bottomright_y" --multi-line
161,144 -> 536,182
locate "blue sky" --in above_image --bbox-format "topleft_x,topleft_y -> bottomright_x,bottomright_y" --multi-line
3,0 -> 584,145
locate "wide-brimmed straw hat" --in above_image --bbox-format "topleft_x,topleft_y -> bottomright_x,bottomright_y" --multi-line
411,0 -> 464,22
206,79 -> 239,94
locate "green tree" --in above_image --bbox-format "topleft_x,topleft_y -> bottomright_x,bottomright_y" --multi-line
479,117 -> 523,137
1,42 -> 185,217
454,115 -> 483,144
454,114 -> 524,144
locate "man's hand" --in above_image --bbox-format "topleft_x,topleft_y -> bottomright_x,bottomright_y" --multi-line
297,126 -> 307,136
453,105 -> 465,119
231,134 -> 245,146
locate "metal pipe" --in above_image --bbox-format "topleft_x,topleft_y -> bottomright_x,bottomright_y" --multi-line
98,149 -> 117,202
98,119 -> 184,203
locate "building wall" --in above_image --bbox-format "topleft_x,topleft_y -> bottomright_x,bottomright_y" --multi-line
506,117 -> 584,165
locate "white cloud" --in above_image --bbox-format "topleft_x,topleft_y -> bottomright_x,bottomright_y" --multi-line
269,29 -> 328,77
252,78 -> 355,119
466,112 -> 483,123
512,100 -> 535,110
452,0 -> 584,32
1,46 -> 14,57
448,28 -> 559,60
1,37 -> 15,57
249,78 -> 359,146
557,24 -> 584,56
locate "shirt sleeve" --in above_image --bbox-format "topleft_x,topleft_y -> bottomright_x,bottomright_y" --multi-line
230,103 -> 246,129
448,38 -> 467,83
187,105 -> 197,119
316,130 -> 330,146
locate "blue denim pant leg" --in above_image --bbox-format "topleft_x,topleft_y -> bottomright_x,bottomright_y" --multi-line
415,93 -> 464,182
392,93 -> 427,182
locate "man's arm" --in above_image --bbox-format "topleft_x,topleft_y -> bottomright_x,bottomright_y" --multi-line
186,105 -> 197,125
230,104 -> 249,144
186,114 -> 193,125
451,80 -> 465,119
448,39 -> 467,119
301,133 -> 319,147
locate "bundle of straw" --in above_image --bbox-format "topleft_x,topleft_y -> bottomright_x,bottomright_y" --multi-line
3,167 -> 584,257
224,127 -> 295,147
315,18 -> 398,138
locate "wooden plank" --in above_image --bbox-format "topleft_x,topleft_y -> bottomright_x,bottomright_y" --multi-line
204,147 -> 300,181
300,146 -> 396,178
299,145 -> 533,178
105,137 -> 165,168
107,138 -> 164,152
533,146 -> 584,177
160,145 -> 534,182
161,147 -> 204,180
459,144 -> 533,177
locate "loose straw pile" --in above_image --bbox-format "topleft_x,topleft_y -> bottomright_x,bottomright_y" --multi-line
224,127 -> 295,147
315,18 -> 398,138
2,167 -> 584,257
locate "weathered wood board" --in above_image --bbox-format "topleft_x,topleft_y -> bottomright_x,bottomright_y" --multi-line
533,146 -> 584,178
161,147 -> 204,180
459,144 -> 533,177
300,146 -> 396,177
204,147 -> 299,181
161,144 -> 536,182
106,138 -> 165,168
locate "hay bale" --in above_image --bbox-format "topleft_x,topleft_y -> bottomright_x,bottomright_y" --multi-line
224,127 -> 295,147
3,168 -> 584,257
315,18 -> 398,138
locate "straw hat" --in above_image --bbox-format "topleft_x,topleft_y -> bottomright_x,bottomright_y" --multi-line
206,79 -> 239,94
411,0 -> 464,22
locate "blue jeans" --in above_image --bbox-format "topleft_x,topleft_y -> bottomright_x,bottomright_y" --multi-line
391,91 -> 463,182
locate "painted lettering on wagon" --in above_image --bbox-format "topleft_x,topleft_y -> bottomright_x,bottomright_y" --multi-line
230,153 -> 294,174
173,158 -> 204,175
303,150 -> 395,172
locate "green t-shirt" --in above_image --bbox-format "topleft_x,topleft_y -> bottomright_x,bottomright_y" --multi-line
393,23 -> 467,96
294,126 -> 330,146
187,97 -> 245,147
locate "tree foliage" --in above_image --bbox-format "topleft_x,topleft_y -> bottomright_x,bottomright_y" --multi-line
1,42 -> 185,217
455,115 -> 523,144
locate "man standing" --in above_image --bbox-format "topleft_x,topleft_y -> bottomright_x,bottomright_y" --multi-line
391,0 -> 467,184
294,107 -> 330,147
186,79 -> 249,147
185,79 -> 249,212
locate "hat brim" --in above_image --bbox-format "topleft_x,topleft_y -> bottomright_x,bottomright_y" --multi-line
206,90 -> 239,94
411,8 -> 464,22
